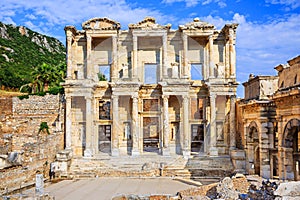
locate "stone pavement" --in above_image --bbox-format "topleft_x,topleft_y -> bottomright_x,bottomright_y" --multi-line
23,177 -> 195,200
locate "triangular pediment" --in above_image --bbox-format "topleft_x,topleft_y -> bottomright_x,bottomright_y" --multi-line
82,17 -> 120,30
129,17 -> 171,30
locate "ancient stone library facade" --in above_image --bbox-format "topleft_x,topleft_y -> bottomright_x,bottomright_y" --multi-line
237,55 -> 300,181
63,17 -> 238,158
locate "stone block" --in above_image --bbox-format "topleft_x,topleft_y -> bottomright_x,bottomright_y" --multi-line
275,181 -> 300,197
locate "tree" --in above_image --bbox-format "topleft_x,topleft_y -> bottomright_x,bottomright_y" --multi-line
20,62 -> 66,93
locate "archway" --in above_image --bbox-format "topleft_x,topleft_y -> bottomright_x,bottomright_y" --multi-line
283,119 -> 300,180
247,121 -> 260,176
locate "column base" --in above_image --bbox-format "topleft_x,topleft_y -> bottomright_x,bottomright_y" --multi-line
131,149 -> 140,157
182,150 -> 191,159
84,149 -> 93,158
162,148 -> 170,156
111,148 -> 120,157
209,147 -> 218,157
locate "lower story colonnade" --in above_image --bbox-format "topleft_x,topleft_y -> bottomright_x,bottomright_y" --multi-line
65,84 -> 236,158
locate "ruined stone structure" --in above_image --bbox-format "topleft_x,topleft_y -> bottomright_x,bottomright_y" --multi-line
0,94 -> 64,195
63,17 -> 238,158
237,55 -> 300,180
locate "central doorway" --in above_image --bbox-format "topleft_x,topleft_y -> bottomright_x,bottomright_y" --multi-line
191,124 -> 204,153
143,117 -> 159,153
98,125 -> 111,153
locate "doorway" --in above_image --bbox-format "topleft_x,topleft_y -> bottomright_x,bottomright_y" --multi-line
143,117 -> 159,153
98,125 -> 111,153
191,124 -> 204,153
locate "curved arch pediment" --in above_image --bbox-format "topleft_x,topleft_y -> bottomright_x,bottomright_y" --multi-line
82,17 -> 121,30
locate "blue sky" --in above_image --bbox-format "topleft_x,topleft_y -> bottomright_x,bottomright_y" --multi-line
1,0 -> 300,97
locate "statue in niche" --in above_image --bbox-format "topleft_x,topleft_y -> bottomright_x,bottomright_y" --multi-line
217,123 -> 224,141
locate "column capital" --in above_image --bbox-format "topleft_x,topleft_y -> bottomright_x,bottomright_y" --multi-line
162,95 -> 169,99
112,94 -> 119,99
87,35 -> 92,41
85,96 -> 92,100
210,93 -> 217,99
133,34 -> 138,42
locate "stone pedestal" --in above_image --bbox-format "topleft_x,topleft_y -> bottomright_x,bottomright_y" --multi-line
162,148 -> 170,156
131,149 -> 139,156
209,147 -> 218,156
183,150 -> 191,159
56,150 -> 72,178
230,149 -> 246,174
111,148 -> 120,157
84,149 -> 93,157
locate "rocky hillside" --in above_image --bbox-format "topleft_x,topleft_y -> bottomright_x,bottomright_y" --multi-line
0,22 -> 65,89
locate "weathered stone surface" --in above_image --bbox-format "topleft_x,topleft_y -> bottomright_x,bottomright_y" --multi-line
0,94 -> 64,195
274,181 -> 300,197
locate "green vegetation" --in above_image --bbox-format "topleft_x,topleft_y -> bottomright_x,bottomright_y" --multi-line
0,22 -> 66,92
38,122 -> 50,135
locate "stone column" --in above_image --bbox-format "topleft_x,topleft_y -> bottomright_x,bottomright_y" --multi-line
111,95 -> 120,156
182,95 -> 190,158
209,94 -> 218,156
65,96 -> 72,150
86,35 -> 92,79
225,40 -> 230,78
112,35 -> 118,80
182,33 -> 188,78
209,35 -> 215,78
229,29 -> 236,78
131,95 -> 139,156
92,98 -> 98,154
132,35 -> 138,79
162,95 -> 170,156
84,96 -> 93,157
162,33 -> 168,79
66,35 -> 73,79
230,95 -> 236,150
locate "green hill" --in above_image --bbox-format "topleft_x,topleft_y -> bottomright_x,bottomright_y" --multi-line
0,22 -> 66,90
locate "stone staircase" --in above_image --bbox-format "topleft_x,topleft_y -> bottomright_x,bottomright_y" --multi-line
69,154 -> 234,184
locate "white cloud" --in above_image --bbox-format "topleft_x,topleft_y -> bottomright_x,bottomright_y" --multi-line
265,0 -> 300,9
25,14 -> 36,20
162,0 -> 226,7
2,17 -> 16,25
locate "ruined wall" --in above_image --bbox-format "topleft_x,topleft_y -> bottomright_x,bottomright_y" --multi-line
0,94 -> 64,195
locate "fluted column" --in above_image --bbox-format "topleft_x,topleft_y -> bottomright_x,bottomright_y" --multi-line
132,35 -> 138,79
229,95 -> 236,150
86,35 -> 92,79
209,94 -> 218,156
84,96 -> 93,157
162,95 -> 170,156
65,96 -> 72,150
131,95 -> 139,156
111,95 -> 120,156
229,29 -> 236,78
182,95 -> 190,158
209,35 -> 215,78
162,33 -> 168,79
66,35 -> 73,79
182,33 -> 188,78
112,35 -> 118,80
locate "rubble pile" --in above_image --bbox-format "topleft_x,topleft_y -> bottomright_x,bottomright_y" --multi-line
178,174 -> 300,200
